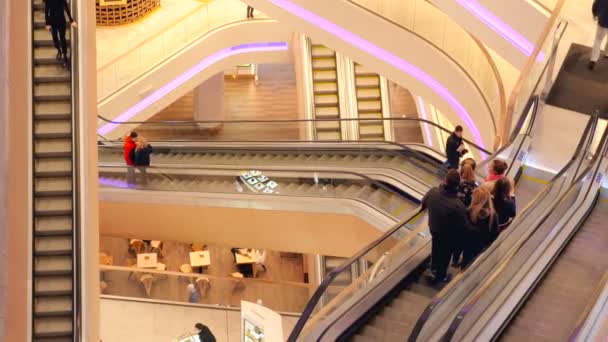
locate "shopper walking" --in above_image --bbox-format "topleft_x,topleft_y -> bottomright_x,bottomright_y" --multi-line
422,170 -> 468,284
590,0 -> 608,69
247,6 -> 255,18
44,0 -> 77,68
444,125 -> 468,170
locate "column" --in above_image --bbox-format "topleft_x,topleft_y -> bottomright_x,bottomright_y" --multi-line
193,72 -> 225,131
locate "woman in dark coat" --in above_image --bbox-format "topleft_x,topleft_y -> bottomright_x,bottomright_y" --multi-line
461,187 -> 499,269
44,0 -> 77,67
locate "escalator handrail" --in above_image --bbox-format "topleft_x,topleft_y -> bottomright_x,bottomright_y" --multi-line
408,111 -> 598,341
442,119 -> 608,341
98,163 -> 420,217
68,0 -> 82,340
98,143 -> 442,186
97,114 -> 492,156
569,271 -> 608,341
286,207 -> 424,342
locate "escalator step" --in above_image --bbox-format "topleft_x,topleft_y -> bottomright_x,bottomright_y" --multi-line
35,95 -> 72,102
34,311 -> 72,318
35,171 -> 72,178
35,250 -> 72,257
34,290 -> 72,298
35,75 -> 71,83
35,270 -> 73,277
34,114 -> 72,121
35,229 -> 73,237
35,152 -> 72,159
35,191 -> 73,198
34,210 -> 73,217
35,132 -> 72,139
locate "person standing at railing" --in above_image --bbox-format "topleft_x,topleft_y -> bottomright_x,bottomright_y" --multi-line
247,5 -> 255,19
590,0 -> 608,70
444,125 -> 468,170
44,0 -> 77,68
422,169 -> 469,284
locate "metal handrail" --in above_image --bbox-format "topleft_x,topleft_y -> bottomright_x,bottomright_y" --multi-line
97,114 -> 492,156
286,208 -> 424,341
98,143 -> 442,191
69,0 -> 82,340
345,0 -> 499,132
442,122 -> 608,341
408,111 -> 598,341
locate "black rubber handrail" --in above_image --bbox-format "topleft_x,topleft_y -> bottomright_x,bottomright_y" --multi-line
442,119 -> 608,341
408,111 -> 598,341
97,115 -> 493,156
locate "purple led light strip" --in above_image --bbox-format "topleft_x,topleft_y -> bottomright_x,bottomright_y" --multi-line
269,0 -> 487,155
455,0 -> 543,61
98,42 -> 289,135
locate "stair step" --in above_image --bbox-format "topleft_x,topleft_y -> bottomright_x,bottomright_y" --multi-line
35,95 -> 72,102
34,210 -> 73,218
35,171 -> 72,178
35,132 -> 72,139
35,229 -> 73,237
35,270 -> 73,277
35,114 -> 72,121
35,75 -> 71,83
34,311 -> 72,318
35,191 -> 73,198
35,250 -> 72,257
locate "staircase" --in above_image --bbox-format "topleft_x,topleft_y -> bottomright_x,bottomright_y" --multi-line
354,63 -> 385,141
32,0 -> 78,340
310,43 -> 342,140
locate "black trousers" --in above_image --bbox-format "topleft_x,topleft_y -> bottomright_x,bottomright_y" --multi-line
51,21 -> 68,56
247,6 -> 254,18
430,235 -> 452,281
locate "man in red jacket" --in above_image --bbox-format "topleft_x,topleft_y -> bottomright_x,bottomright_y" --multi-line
124,132 -> 138,185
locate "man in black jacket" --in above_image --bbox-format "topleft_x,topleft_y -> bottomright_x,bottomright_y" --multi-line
444,125 -> 467,170
422,170 -> 468,284
195,323 -> 216,342
44,0 -> 77,68
590,0 -> 608,69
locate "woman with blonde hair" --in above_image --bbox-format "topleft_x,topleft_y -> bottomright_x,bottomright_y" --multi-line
452,163 -> 479,267
134,136 -> 153,185
461,187 -> 499,269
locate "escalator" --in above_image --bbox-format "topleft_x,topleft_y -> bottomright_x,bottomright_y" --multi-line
31,0 -> 79,340
500,193 -> 608,341
310,42 -> 343,140
421,118 -> 608,342
353,63 -> 386,141
285,98 -> 594,341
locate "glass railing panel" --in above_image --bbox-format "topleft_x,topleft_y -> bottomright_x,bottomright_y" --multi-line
350,0 -> 503,132
416,150 -> 585,340
99,265 -> 310,313
97,0 -> 269,101
297,211 -> 428,337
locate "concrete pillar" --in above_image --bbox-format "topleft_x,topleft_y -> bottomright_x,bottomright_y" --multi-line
1,0 -> 31,340
193,72 -> 224,131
